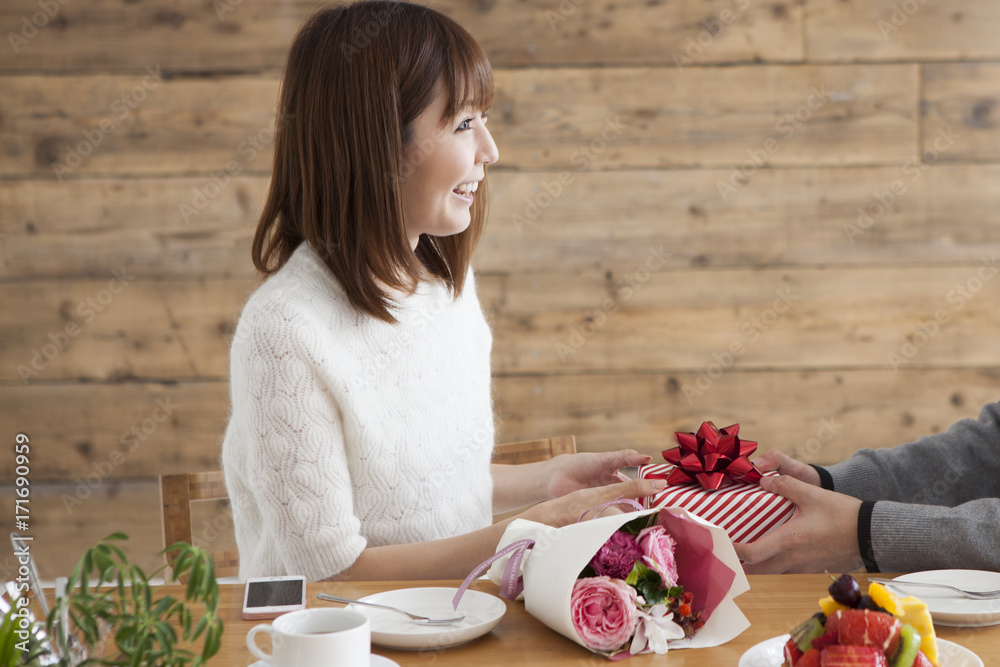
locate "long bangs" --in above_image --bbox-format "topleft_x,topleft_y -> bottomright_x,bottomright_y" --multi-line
440,21 -> 495,118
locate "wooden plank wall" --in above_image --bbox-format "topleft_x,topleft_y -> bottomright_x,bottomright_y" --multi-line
1,0 -> 999,579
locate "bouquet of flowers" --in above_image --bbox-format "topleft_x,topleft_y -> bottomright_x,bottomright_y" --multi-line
460,505 -> 749,659
571,512 -> 701,655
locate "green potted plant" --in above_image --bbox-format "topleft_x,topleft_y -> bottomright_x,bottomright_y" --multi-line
1,593 -> 50,666
47,533 -> 223,667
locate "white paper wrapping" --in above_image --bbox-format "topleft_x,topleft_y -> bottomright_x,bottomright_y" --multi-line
487,507 -> 750,656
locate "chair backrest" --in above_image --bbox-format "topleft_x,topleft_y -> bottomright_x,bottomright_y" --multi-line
492,435 -> 577,464
159,471 -> 239,580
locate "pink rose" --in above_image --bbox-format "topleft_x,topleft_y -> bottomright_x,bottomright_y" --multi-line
637,525 -> 678,587
588,530 -> 641,580
570,576 -> 637,652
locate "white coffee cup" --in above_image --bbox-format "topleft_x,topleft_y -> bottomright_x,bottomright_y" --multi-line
246,607 -> 370,667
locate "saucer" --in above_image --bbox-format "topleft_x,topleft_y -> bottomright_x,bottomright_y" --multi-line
890,570 -> 1000,627
346,587 -> 506,650
250,656 -> 398,667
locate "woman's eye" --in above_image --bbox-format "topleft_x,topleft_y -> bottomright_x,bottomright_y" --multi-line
456,118 -> 474,131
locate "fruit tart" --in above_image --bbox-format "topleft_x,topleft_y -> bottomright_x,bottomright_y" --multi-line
783,574 -> 940,667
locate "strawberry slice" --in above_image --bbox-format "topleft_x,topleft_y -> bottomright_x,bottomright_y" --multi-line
785,637 -> 803,666
820,645 -> 888,666
836,609 -> 901,656
912,652 -> 933,667
812,610 -> 841,650
797,648 -> 821,667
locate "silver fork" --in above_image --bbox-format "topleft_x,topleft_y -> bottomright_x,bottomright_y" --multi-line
315,593 -> 466,624
869,578 -> 1000,599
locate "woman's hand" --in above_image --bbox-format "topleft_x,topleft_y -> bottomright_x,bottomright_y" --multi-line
752,449 -> 821,486
734,474 -> 864,573
545,450 -> 652,499
521,477 -> 666,528
491,449 -> 652,514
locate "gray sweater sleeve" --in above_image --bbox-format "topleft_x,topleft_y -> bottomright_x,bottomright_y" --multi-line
821,400 -> 1000,572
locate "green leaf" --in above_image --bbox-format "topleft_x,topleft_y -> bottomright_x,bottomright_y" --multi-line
79,551 -> 93,592
152,623 -> 172,652
106,540 -> 129,563
624,561 -> 643,586
203,619 -> 223,658
626,562 -> 670,605
191,615 -> 207,641
186,558 -> 203,600
151,597 -> 173,618
92,549 -> 115,583
71,609 -> 100,644
619,513 -> 656,536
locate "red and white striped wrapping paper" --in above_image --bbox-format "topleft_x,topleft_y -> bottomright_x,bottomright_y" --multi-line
637,463 -> 794,544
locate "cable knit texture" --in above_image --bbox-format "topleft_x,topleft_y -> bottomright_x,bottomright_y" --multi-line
221,243 -> 495,581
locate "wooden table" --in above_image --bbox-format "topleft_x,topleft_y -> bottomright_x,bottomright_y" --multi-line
208,574 -> 999,666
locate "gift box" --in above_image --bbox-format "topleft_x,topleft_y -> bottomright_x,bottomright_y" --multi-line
637,421 -> 794,544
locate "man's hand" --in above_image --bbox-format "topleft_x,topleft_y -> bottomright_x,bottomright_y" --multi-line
752,449 -> 821,486
734,474 -> 864,573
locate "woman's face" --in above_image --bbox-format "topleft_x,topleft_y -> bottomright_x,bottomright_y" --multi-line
400,85 -> 499,249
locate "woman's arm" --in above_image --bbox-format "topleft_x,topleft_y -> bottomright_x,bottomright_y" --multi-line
331,476 -> 667,581
490,450 -> 652,513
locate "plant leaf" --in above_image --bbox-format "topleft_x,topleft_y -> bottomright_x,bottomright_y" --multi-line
626,562 -> 670,605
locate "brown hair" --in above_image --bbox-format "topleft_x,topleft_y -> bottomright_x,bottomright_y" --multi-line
252,1 -> 494,322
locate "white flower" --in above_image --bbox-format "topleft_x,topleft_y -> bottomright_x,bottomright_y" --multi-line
629,604 -> 685,655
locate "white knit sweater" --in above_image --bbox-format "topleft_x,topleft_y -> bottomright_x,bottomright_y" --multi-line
221,243 -> 495,581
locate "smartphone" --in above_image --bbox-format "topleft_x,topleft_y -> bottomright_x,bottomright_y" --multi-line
241,575 -> 308,620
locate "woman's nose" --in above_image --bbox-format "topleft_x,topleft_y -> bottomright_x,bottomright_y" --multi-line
479,126 -> 500,165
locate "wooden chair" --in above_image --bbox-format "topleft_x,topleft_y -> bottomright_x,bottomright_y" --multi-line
159,435 -> 577,578
491,435 -> 577,521
491,435 -> 576,464
159,471 -> 239,581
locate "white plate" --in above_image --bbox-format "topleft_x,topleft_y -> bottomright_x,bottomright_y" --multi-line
738,635 -> 982,667
348,587 -> 506,650
250,657 -> 398,667
889,571 -> 1000,627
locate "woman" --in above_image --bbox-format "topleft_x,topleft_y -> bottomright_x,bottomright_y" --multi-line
221,1 -> 664,582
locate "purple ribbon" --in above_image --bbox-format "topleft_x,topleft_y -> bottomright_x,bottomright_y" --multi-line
452,538 -> 535,610
453,498 -> 644,610
577,496 -> 644,523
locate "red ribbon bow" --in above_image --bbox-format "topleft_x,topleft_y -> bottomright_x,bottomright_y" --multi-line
655,421 -> 763,491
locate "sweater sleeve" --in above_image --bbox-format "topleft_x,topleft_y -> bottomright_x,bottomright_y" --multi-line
867,498 -> 1000,572
225,295 -> 366,580
824,399 -> 1000,505
821,399 -> 1000,572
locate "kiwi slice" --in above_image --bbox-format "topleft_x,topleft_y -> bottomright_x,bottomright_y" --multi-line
791,613 -> 826,653
891,623 -> 922,667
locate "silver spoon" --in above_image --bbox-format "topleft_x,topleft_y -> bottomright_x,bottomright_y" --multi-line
869,578 -> 1000,599
315,593 -> 466,624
